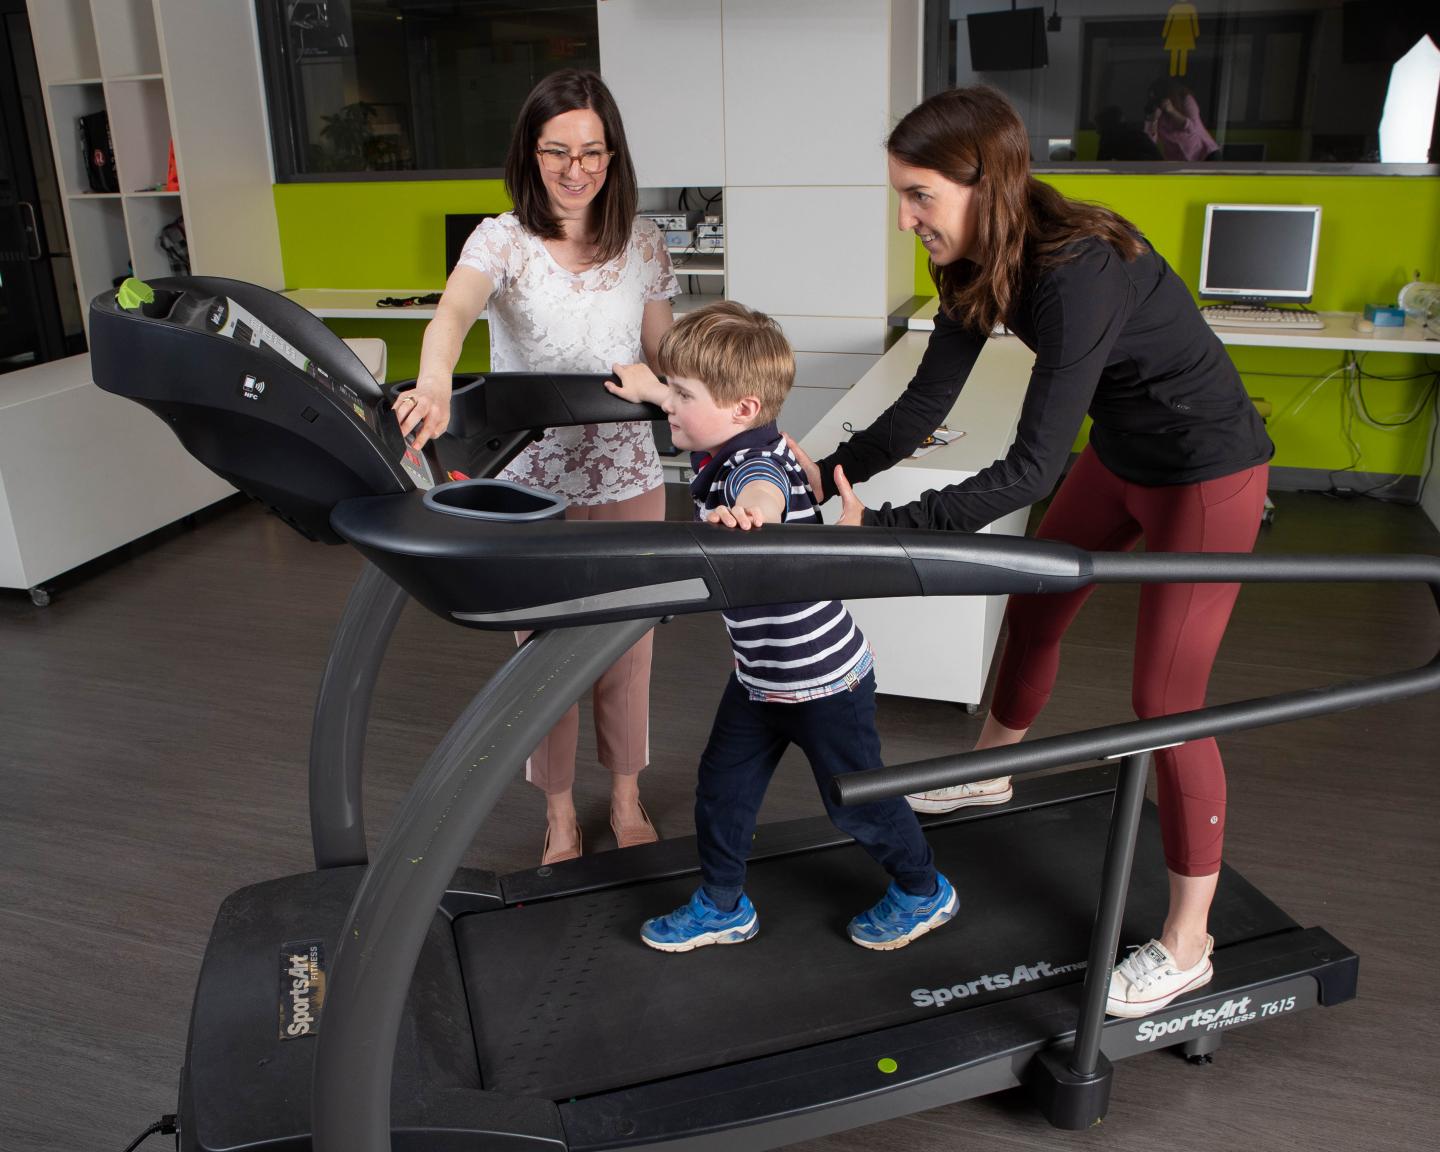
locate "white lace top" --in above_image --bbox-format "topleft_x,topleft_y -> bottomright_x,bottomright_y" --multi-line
456,212 -> 680,504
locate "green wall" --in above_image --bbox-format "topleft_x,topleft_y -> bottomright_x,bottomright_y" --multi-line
274,179 -> 514,378
274,174 -> 1439,477
914,175 -> 1440,477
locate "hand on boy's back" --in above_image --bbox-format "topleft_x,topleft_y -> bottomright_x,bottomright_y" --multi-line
832,466 -> 866,527
607,362 -> 666,406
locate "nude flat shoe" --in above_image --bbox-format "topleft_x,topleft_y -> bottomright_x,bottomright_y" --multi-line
541,819 -> 582,866
610,802 -> 659,849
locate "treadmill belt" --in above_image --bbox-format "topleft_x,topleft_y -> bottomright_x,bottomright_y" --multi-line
456,793 -> 1295,1100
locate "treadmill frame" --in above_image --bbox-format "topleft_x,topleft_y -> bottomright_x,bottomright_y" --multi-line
305,539 -> 1439,1151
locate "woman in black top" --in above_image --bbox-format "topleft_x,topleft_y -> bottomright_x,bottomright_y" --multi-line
791,86 -> 1273,1018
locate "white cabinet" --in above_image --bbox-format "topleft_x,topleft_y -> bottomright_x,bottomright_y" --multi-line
0,356 -> 234,599
598,0 -> 724,188
721,0 -> 894,187
599,1 -> 922,359
26,0 -> 282,336
726,185 -> 894,319
802,333 -> 1035,706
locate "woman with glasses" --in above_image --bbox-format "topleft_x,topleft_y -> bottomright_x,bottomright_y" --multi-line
399,69 -> 678,865
788,85 -> 1273,1019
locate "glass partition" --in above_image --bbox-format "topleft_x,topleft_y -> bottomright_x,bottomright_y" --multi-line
257,0 -> 599,179
929,1 -> 1439,171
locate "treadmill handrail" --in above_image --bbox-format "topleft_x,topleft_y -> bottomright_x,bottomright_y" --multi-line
834,549 -> 1440,804
311,542 -> 1439,1151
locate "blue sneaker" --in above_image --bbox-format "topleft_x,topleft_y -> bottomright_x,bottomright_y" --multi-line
847,873 -> 958,950
641,888 -> 759,953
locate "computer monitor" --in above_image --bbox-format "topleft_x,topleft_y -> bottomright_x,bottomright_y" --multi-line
445,213 -> 498,276
966,8 -> 1048,72
1198,204 -> 1322,303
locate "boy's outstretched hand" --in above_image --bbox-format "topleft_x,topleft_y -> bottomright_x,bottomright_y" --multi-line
706,503 -> 769,530
606,362 -> 667,406
707,478 -> 786,531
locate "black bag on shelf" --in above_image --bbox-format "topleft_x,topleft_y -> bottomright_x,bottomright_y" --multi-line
159,215 -> 190,275
78,109 -> 119,193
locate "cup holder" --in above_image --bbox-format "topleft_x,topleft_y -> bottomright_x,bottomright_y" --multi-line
423,478 -> 567,522
140,288 -> 183,319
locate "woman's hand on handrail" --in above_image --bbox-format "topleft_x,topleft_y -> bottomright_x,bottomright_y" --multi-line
406,268 -> 493,450
396,373 -> 452,451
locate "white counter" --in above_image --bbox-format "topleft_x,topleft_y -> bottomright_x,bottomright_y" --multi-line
1,355 -> 234,599
903,297 -> 1440,354
801,331 -> 1034,706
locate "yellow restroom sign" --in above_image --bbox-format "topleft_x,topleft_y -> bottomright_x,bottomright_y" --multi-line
1163,3 -> 1200,76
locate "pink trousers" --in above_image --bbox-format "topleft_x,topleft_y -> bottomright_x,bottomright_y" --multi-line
520,484 -> 666,794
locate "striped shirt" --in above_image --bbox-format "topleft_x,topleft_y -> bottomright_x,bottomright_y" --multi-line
691,422 -> 873,702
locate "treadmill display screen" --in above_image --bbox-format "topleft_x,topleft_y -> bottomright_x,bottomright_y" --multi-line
208,295 -> 381,436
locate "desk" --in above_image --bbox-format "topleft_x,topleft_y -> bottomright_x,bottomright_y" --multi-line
282,290 -> 440,320
281,289 -> 720,321
902,298 -> 1440,355
800,332 -> 1033,707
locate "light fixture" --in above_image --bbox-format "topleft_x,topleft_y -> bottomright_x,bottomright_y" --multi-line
1047,1 -> 1061,33
1379,35 -> 1440,162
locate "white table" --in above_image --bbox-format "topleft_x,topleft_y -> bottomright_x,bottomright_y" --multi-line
903,298 -> 1440,354
800,332 -> 1034,707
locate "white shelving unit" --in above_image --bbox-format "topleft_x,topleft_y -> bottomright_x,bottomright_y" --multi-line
5,1 -> 283,600
668,245 -> 725,315
28,0 -> 283,333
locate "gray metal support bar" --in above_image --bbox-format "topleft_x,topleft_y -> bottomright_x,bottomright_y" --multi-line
311,617 -> 658,1152
308,562 -> 409,869
1071,751 -> 1151,1078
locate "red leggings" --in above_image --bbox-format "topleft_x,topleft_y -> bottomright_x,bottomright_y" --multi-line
991,447 -> 1268,877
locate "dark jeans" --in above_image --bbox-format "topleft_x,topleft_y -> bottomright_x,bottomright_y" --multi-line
697,672 -> 936,910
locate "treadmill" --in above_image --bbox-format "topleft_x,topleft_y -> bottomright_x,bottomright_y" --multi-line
89,278 -> 1440,1152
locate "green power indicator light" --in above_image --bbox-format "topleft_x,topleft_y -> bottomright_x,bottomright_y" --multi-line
876,1057 -> 899,1074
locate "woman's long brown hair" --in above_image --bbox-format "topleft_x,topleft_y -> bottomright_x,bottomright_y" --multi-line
504,69 -> 638,265
887,86 -> 1144,334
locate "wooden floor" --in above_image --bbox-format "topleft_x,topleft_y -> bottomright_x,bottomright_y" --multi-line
2,489 -> 1438,1152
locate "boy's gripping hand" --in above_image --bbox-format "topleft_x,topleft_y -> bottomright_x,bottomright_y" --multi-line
606,362 -> 668,406
707,479 -> 786,531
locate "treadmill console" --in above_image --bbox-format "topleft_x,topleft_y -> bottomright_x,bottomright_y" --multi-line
90,276 -> 429,543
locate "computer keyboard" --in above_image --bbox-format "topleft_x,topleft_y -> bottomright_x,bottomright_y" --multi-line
1201,305 -> 1325,330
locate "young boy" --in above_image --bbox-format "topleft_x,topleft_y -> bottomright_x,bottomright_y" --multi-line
608,301 -> 956,952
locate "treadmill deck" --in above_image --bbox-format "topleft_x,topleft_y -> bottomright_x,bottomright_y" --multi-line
457,785 -> 1295,1101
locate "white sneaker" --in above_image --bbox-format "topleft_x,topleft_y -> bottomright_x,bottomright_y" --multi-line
1106,935 -> 1214,1018
906,776 -> 1014,813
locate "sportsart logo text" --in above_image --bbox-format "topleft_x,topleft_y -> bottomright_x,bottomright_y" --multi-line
278,939 -> 326,1040
912,958 -> 1086,1008
1134,996 -> 1254,1043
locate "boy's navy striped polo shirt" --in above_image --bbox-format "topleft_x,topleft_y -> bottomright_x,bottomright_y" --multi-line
690,422 -> 872,701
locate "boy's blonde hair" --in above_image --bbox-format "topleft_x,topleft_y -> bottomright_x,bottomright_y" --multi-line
657,301 -> 794,424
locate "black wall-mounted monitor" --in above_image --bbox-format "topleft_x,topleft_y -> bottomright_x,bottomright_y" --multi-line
967,8 -> 1049,72
445,213 -> 499,276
